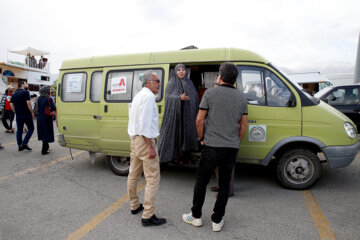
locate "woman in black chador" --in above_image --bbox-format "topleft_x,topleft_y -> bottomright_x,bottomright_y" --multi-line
36,86 -> 56,155
158,64 -> 199,164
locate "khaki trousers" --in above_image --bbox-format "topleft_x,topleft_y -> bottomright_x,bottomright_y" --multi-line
127,136 -> 160,219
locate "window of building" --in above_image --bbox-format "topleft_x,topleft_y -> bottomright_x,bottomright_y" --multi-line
41,76 -> 50,81
28,84 -> 40,92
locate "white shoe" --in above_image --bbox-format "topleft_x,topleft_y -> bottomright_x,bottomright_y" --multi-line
212,219 -> 224,232
182,212 -> 202,227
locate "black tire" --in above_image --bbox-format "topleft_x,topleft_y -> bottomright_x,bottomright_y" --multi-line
277,149 -> 322,190
106,156 -> 130,176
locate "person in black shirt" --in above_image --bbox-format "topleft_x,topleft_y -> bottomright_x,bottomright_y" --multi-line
10,81 -> 35,151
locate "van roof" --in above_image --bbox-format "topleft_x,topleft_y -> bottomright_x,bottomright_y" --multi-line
60,48 -> 269,70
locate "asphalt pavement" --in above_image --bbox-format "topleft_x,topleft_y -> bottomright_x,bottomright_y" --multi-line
0,124 -> 359,240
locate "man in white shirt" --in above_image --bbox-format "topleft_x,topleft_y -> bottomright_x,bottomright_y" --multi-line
127,70 -> 166,227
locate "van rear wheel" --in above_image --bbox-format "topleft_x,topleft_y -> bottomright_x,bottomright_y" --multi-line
277,149 -> 321,190
106,156 -> 130,176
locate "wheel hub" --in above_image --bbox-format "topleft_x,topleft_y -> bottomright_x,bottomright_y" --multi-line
296,167 -> 304,174
286,158 -> 312,182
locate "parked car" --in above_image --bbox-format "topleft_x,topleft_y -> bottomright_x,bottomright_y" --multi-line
314,84 -> 360,131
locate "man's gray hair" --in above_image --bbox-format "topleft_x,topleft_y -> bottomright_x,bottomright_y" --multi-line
142,70 -> 154,87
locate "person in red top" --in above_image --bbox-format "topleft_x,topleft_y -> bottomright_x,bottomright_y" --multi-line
1,85 -> 15,133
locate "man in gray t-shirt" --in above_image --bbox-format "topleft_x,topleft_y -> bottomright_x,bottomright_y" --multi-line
183,62 -> 248,232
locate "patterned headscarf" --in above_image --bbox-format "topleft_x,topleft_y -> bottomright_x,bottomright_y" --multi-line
40,86 -> 50,97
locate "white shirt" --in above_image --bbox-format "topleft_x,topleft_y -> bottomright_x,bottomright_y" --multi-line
128,87 -> 159,139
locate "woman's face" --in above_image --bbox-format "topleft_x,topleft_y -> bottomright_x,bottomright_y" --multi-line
176,67 -> 186,79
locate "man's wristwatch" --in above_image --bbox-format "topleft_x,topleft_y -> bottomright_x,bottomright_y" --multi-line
198,137 -> 204,142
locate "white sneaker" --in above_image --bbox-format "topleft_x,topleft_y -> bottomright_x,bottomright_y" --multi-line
212,219 -> 224,232
182,212 -> 202,227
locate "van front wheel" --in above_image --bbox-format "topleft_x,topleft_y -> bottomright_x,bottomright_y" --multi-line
277,149 -> 321,190
106,156 -> 130,176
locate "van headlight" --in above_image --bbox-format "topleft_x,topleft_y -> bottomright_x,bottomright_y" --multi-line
344,122 -> 357,139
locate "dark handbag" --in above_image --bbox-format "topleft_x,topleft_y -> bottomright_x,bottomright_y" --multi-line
44,98 -> 56,117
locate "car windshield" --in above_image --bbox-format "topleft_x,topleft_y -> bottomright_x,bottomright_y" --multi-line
314,86 -> 334,98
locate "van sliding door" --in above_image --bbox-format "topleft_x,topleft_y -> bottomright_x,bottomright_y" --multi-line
99,64 -> 169,156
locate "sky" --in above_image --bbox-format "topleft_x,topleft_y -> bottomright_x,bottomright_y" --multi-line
0,0 -> 359,74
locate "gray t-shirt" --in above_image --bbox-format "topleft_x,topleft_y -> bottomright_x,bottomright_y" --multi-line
199,84 -> 248,148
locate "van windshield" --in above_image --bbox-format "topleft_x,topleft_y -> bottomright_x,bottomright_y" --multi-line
269,63 -> 320,106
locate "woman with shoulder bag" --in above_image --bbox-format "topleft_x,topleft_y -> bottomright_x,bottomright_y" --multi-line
37,86 -> 56,155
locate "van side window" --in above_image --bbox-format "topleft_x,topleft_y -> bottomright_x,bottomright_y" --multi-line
61,72 -> 87,102
105,69 -> 163,102
264,69 -> 292,107
106,71 -> 134,101
133,70 -> 163,101
236,66 -> 291,107
90,71 -> 102,102
237,66 -> 265,105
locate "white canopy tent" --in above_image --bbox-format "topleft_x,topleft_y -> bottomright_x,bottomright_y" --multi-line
9,46 -> 49,56
288,72 -> 331,84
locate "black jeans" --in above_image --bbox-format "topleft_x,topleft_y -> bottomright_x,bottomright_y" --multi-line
191,145 -> 238,223
2,110 -> 14,130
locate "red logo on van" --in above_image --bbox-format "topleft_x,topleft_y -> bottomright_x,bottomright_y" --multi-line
119,78 -> 125,86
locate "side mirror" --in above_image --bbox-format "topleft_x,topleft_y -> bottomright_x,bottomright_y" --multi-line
321,97 -> 328,103
287,93 -> 296,107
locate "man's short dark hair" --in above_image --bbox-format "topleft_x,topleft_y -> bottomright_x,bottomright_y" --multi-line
18,80 -> 26,88
219,62 -> 238,85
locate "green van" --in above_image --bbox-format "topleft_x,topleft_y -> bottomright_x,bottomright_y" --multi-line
56,48 -> 359,189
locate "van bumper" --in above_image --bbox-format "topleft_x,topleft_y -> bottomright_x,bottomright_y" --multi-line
323,141 -> 360,168
57,133 -> 66,146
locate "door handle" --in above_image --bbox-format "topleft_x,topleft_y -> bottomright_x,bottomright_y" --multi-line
158,105 -> 161,114
104,105 -> 108,113
93,115 -> 102,119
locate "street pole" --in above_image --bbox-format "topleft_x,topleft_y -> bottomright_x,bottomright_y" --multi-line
355,32 -> 360,83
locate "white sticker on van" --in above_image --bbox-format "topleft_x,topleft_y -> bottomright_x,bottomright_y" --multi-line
111,76 -> 127,94
67,74 -> 83,92
249,125 -> 266,142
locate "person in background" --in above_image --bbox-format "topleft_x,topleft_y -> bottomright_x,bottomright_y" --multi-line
0,142 -> 3,150
25,53 -> 30,66
10,81 -> 35,151
50,90 -> 56,120
157,63 -> 199,165
36,86 -> 56,155
39,55 -> 48,69
127,70 -> 166,227
182,62 -> 248,232
30,56 -> 36,68
1,85 -> 15,133
50,89 -> 56,103
210,167 -> 235,197
30,94 -> 37,110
